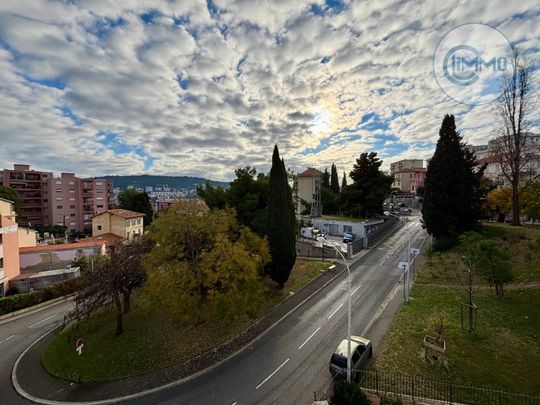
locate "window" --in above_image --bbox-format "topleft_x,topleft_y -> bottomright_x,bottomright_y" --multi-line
0,257 -> 3,268
343,225 -> 353,233
137,218 -> 142,225
70,213 -> 75,217
56,180 -> 62,185
57,205 -> 63,209
97,196 -> 103,200
97,225 -> 102,231
0,234 -> 3,245
69,181 -> 75,185
43,199 -> 48,203
70,205 -> 75,209
70,197 -> 75,201
97,205 -> 104,208
69,189 -> 75,193
56,188 -> 62,193
56,197 -> 62,201
96,181 -> 103,186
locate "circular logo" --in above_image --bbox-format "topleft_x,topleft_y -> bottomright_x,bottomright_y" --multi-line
433,23 -> 513,105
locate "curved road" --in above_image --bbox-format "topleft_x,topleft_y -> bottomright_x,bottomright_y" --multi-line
2,216 -> 425,405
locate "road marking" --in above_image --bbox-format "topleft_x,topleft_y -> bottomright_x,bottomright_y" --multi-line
327,303 -> 343,320
0,335 -> 15,344
28,314 -> 56,328
328,264 -> 336,269
231,402 -> 237,405
298,326 -> 321,350
256,358 -> 289,389
351,285 -> 361,296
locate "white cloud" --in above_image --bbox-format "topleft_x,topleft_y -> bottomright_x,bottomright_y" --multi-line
0,0 -> 539,181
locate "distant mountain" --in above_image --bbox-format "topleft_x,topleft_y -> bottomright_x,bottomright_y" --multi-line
100,175 -> 229,190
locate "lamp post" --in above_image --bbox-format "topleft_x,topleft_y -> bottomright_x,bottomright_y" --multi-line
317,236 -> 352,383
384,211 -> 411,302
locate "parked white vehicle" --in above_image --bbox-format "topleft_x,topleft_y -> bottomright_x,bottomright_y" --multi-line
300,227 -> 324,240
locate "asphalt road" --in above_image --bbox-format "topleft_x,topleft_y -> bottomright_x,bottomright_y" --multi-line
0,299 -> 75,404
2,216 -> 425,405
134,217 -> 426,405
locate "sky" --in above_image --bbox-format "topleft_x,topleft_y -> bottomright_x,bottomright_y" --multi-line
0,0 -> 539,181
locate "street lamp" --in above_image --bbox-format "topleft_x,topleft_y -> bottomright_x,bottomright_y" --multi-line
384,211 -> 411,302
317,236 -> 352,383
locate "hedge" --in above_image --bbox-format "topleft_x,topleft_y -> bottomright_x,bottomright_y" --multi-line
0,279 -> 78,316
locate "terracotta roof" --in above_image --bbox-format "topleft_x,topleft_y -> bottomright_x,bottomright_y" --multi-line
20,233 -> 124,253
96,209 -> 145,219
298,168 -> 323,177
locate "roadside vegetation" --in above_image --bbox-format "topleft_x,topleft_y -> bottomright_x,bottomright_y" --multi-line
42,258 -> 332,381
374,223 -> 540,394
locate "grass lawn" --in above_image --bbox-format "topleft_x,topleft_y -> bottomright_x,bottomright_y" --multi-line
418,223 -> 540,285
374,223 -> 540,395
42,259 -> 333,382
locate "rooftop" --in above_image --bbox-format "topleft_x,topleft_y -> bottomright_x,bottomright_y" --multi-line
97,209 -> 145,219
20,233 -> 124,253
298,168 -> 323,178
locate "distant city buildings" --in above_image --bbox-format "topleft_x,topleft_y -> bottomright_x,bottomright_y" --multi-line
1,164 -> 112,232
390,159 -> 426,194
471,134 -> 540,185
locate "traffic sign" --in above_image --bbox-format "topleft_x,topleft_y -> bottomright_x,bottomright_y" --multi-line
76,338 -> 84,355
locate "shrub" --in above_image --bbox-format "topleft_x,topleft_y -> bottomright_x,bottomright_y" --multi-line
5,286 -> 20,296
0,279 -> 78,316
332,380 -> 371,405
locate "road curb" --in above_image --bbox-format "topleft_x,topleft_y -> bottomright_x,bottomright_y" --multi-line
12,222 -> 405,404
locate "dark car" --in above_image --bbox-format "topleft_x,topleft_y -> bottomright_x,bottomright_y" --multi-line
329,336 -> 373,380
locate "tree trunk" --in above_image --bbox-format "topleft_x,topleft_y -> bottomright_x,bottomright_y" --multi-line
114,294 -> 123,336
123,291 -> 131,314
497,213 -> 505,223
511,180 -> 520,226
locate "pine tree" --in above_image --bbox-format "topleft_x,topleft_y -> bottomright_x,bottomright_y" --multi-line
267,145 -> 297,287
422,115 -> 485,242
341,171 -> 347,189
330,163 -> 340,194
322,167 -> 330,189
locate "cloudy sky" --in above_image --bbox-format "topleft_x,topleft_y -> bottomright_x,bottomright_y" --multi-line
0,0 -> 539,181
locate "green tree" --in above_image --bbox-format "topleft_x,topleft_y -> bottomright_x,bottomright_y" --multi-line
0,185 -> 22,217
117,189 -> 154,226
422,115 -> 485,242
330,163 -> 340,194
322,167 -> 330,189
339,152 -> 393,217
267,146 -> 297,287
145,201 -> 270,320
341,171 -> 347,189
197,167 -> 269,236
524,181 -> 540,221
321,187 -> 338,215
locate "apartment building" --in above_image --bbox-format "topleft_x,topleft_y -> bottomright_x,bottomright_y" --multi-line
390,159 -> 424,175
1,165 -> 112,233
1,164 -> 52,227
295,168 -> 323,216
0,198 -> 20,296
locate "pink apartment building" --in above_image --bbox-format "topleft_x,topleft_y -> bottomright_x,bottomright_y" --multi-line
1,165 -> 112,233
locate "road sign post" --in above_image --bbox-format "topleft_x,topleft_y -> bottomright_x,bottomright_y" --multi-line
76,338 -> 84,355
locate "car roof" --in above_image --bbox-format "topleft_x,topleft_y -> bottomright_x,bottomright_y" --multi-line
335,336 -> 370,356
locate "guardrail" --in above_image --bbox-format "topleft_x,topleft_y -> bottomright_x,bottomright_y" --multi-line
315,369 -> 540,404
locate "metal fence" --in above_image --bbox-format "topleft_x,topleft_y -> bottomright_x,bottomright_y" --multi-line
314,369 -> 540,404
366,216 -> 399,247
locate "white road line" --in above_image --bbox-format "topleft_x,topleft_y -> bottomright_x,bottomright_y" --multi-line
255,358 -> 290,390
0,335 -> 15,344
28,314 -> 56,328
298,326 -> 321,350
327,303 -> 343,320
231,402 -> 237,405
351,285 -> 361,296
328,265 -> 336,269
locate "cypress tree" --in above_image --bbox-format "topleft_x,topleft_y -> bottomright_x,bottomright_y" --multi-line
422,115 -> 484,242
330,163 -> 340,194
322,168 -> 330,189
267,145 -> 297,287
341,171 -> 347,189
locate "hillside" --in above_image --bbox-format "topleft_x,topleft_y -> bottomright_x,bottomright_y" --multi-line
100,175 -> 229,190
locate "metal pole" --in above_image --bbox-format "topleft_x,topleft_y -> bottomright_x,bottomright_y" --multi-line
406,220 -> 411,302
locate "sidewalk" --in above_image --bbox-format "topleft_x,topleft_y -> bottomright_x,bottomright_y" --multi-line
14,262 -> 348,403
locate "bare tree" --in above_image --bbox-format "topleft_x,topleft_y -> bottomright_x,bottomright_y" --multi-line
492,48 -> 537,226
73,236 -> 152,336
